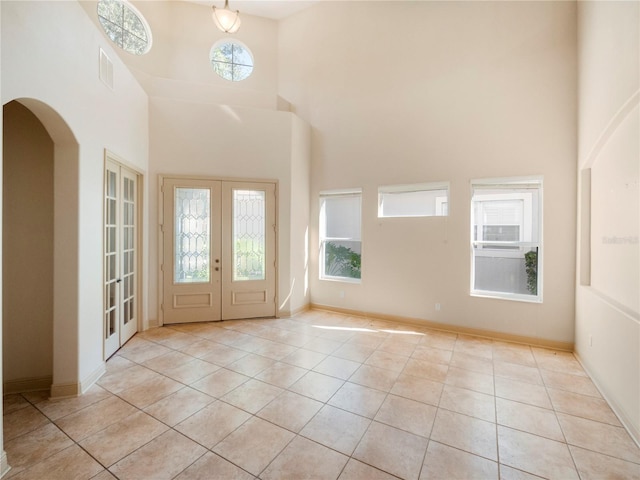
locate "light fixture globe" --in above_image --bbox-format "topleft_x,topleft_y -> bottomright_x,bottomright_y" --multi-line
212,0 -> 241,34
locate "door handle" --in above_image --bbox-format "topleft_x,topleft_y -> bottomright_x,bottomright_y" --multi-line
116,278 -> 122,283
214,267 -> 219,271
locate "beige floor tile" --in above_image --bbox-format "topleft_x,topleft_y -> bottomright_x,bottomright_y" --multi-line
449,351 -> 493,375
175,400 -> 251,448
4,423 -> 73,477
162,357 -> 221,384
10,444 -> 103,480
97,364 -> 161,394
105,355 -> 137,373
119,341 -> 172,364
430,409 -> 497,461
332,343 -> 375,363
200,343 -> 249,366
532,348 -> 586,376
20,390 -> 49,405
254,340 -> 298,360
221,379 -> 283,414
144,386 -> 214,426
420,441 -> 499,480
138,326 -> 182,342
454,336 -> 493,359
191,368 -> 250,398
79,410 -> 169,466
231,335 -> 274,353
569,445 -> 640,480
289,371 -> 345,402
557,413 -> 640,463
174,451 -> 254,480
540,370 -> 602,398
117,374 -> 184,408
3,404 -> 49,441
255,361 -> 307,388
499,465 -> 545,479
32,385 -> 112,421
498,426 -> 579,479
349,364 -> 400,392
261,435 -> 349,480
365,350 -> 409,373
439,385 -> 495,422
496,398 -> 563,441
378,338 -> 417,357
411,345 -> 453,365
301,404 -> 371,455
402,358 -> 449,383
374,394 -> 437,437
110,430 -> 206,480
280,348 -> 327,369
54,396 -> 138,442
141,350 -> 194,372
445,366 -> 494,395
226,353 -> 276,377
338,459 -> 399,480
390,373 -> 444,406
3,394 -> 31,415
494,361 -> 543,385
178,338 -> 220,358
213,417 -> 295,476
155,331 -> 201,351
495,376 -> 552,409
92,470 -> 118,480
547,388 -> 621,426
328,381 -> 387,418
257,390 -> 323,432
303,337 -> 343,355
199,327 -> 246,345
347,331 -> 386,349
353,421 -> 428,480
420,331 -> 457,351
313,355 -> 362,380
492,342 -> 536,367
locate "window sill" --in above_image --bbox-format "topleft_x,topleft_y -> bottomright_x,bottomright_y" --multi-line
470,291 -> 542,304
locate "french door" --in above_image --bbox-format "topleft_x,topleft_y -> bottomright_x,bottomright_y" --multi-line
161,178 -> 276,324
104,158 -> 139,359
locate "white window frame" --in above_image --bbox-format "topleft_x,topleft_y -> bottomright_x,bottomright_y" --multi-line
470,177 -> 543,303
319,189 -> 362,283
378,182 -> 450,218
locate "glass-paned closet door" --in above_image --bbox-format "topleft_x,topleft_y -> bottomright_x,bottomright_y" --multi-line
104,158 -> 139,359
104,167 -> 119,357
120,169 -> 138,343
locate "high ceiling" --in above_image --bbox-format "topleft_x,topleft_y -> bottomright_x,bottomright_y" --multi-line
186,0 -> 319,20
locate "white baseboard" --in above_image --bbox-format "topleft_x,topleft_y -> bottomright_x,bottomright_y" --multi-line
80,363 -> 106,394
0,450 -> 10,478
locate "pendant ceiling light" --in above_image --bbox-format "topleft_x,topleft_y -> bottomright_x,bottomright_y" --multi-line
212,0 -> 241,34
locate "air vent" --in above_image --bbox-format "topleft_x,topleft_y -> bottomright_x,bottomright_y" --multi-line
99,48 -> 114,90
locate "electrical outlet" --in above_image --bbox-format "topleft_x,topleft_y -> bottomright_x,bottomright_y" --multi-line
339,290 -> 345,299
589,335 -> 593,347
435,303 -> 441,311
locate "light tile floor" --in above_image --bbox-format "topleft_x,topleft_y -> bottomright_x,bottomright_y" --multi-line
3,310 -> 640,479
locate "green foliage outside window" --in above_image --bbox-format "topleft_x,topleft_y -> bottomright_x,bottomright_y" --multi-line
524,249 -> 538,295
325,242 -> 361,279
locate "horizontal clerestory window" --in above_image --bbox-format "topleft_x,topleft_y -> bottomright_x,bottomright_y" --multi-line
378,182 -> 449,218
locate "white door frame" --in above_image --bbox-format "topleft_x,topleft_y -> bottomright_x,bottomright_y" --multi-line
158,174 -> 279,326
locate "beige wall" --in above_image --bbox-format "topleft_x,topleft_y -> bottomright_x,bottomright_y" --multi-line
2,101 -> 54,387
2,0 -> 149,391
279,1 -> 578,344
576,1 -> 639,444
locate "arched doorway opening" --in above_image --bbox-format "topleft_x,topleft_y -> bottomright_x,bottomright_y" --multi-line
2,99 -> 80,398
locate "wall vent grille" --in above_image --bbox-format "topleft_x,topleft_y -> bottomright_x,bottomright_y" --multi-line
99,48 -> 114,90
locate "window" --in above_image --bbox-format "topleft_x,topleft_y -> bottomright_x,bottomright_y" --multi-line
319,190 -> 362,281
471,177 -> 542,302
378,182 -> 449,217
210,41 -> 254,82
97,0 -> 152,55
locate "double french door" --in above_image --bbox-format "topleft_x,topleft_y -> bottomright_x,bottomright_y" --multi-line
104,159 -> 139,359
161,178 -> 276,323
